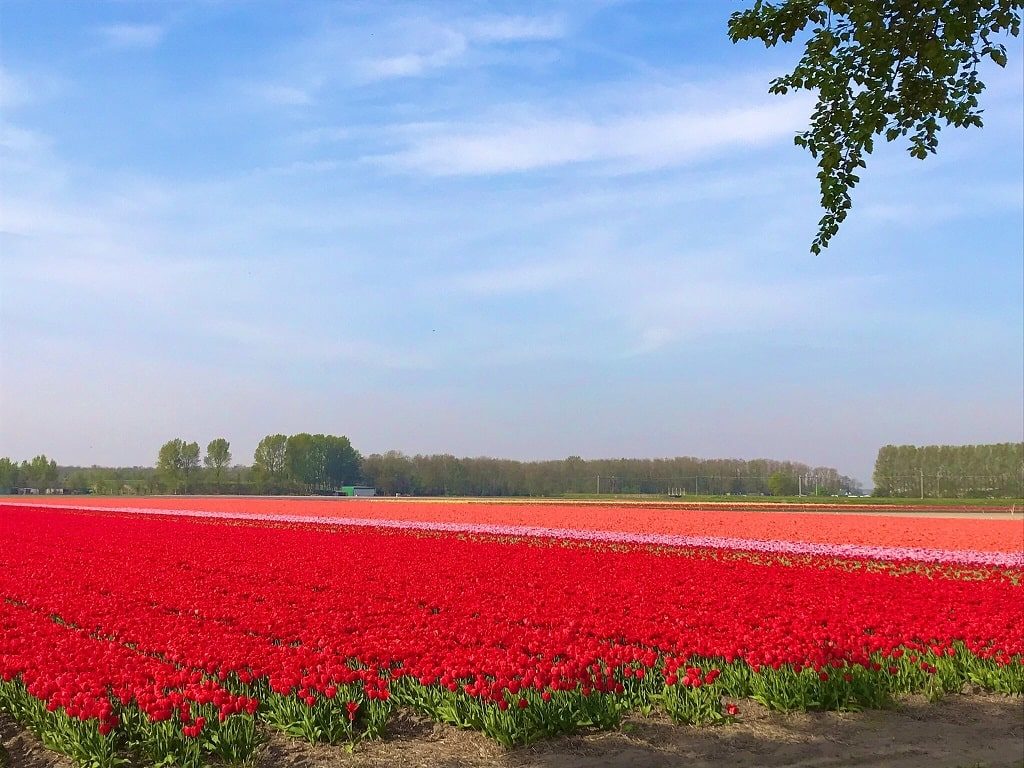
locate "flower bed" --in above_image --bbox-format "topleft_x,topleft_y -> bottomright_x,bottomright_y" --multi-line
1,505 -> 1021,766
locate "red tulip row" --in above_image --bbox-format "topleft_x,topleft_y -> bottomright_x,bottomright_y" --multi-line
0,598 -> 261,766
1,505 -> 1021,765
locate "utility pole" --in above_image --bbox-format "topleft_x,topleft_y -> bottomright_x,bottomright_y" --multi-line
798,475 -> 802,496
920,468 -> 924,499
596,475 -> 600,495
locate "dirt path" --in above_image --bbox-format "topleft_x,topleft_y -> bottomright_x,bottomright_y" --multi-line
4,695 -> 1023,768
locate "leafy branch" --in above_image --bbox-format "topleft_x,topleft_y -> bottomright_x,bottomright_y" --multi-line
729,0 -> 1022,253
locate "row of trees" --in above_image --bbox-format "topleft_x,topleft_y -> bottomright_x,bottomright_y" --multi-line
0,449 -> 861,497
155,438 -> 233,493
872,443 -> 1024,498
359,452 -> 863,497
250,433 -> 362,493
1,435 -> 361,496
10,442 -> 1023,499
0,455 -> 59,492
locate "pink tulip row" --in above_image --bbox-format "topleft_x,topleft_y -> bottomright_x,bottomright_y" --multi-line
2,502 -> 1019,568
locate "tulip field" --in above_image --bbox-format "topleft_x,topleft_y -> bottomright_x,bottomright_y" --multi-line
1,499 -> 1022,767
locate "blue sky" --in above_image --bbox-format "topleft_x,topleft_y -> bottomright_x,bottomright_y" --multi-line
1,1 -> 1021,483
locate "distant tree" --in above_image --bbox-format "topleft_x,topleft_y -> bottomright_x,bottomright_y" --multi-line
21,455 -> 58,491
356,454 -> 860,497
284,433 -> 316,490
285,433 -> 361,491
157,439 -> 185,493
204,438 -> 232,491
729,0 -> 1022,253
361,451 -> 417,495
253,434 -> 288,491
181,442 -> 201,493
767,471 -> 798,496
0,457 -> 19,490
320,435 -> 361,489
64,470 -> 91,494
93,468 -> 125,495
157,439 -> 199,493
872,442 -> 1023,497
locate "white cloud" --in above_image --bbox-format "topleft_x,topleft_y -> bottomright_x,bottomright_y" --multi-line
96,23 -> 165,49
356,13 -> 564,82
357,29 -> 468,81
467,15 -> 565,42
377,97 -> 810,176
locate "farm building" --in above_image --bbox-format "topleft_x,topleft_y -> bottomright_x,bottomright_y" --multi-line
341,485 -> 376,497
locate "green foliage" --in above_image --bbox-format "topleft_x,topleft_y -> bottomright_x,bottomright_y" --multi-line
872,442 -> 1024,497
390,678 -> 625,747
283,433 -> 361,492
662,683 -> 733,725
156,439 -> 201,494
361,453 -> 861,497
3,645 -> 1022,764
253,434 -> 288,492
121,705 -> 262,767
0,680 -> 125,768
0,457 -> 20,491
0,678 -> 262,768
729,0 -> 1022,253
768,471 -> 800,496
259,689 -> 391,745
203,438 -> 232,489
19,455 -> 58,491
57,466 -> 160,496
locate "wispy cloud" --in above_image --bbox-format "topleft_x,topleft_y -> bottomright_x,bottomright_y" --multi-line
2,3 -> 1020,479
466,15 -> 565,43
356,27 -> 468,82
356,13 -> 565,82
96,23 -> 165,49
377,97 -> 809,176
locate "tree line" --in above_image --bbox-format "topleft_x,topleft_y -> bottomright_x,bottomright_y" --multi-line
0,433 -> 362,495
8,438 -> 1022,499
1,442 -> 861,497
359,452 -> 862,497
0,455 -> 58,493
872,443 -> 1024,498
153,433 -> 362,494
